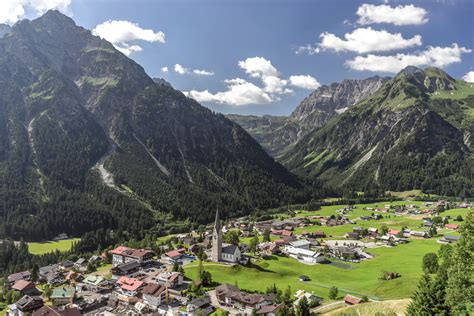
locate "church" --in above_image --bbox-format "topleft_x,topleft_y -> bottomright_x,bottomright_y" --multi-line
211,208 -> 241,263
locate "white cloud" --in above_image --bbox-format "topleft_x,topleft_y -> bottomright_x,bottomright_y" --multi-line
238,57 -> 278,78
185,56 -> 322,106
296,44 -> 320,55
193,69 -> 215,76
0,0 -> 71,24
462,71 -> 474,83
93,20 -> 165,56
161,67 -> 169,73
319,28 -> 422,53
185,78 -> 273,106
289,75 -> 321,90
357,4 -> 428,26
346,44 -> 471,73
174,64 -> 188,75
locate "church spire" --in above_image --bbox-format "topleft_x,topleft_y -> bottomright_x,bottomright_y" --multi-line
211,207 -> 222,262
214,206 -> 221,232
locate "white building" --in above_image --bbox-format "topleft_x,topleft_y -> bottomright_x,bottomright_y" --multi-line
285,246 -> 324,264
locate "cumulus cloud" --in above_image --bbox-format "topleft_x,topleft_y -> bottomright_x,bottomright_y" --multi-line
296,44 -> 320,55
193,69 -> 215,76
0,0 -> 71,24
174,64 -> 188,74
346,44 -> 471,73
185,78 -> 273,106
319,28 -> 422,53
184,56 -> 321,106
238,57 -> 278,78
356,3 -> 428,26
161,67 -> 169,73
462,71 -> 474,83
93,20 -> 165,56
289,75 -> 321,90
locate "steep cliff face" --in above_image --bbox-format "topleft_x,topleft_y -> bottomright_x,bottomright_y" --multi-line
281,67 -> 474,197
0,11 -> 309,240
228,76 -> 388,156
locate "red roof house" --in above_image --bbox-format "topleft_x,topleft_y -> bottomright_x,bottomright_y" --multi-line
344,294 -> 362,305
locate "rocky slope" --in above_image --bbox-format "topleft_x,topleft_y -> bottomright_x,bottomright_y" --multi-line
228,76 -> 388,156
282,66 -> 474,197
0,11 -> 309,240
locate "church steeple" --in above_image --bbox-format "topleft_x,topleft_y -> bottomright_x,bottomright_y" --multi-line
211,207 -> 222,262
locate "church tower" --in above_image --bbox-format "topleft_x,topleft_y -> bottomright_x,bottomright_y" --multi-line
211,208 -> 222,262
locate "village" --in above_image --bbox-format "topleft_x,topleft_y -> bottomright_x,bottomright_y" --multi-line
3,199 -> 470,316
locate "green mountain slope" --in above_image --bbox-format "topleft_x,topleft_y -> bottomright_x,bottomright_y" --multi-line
282,66 -> 474,197
0,11 -> 310,240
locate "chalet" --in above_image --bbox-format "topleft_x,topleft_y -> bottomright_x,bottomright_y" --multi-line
164,248 -> 186,262
156,272 -> 183,289
7,295 -> 43,315
301,231 -> 326,239
368,228 -> 378,237
256,303 -> 283,316
75,258 -> 87,268
111,261 -> 141,278
289,239 -> 311,250
271,229 -> 293,237
410,231 -> 428,238
39,264 -> 59,280
8,271 -> 31,285
439,235 -> 461,244
345,232 -> 360,240
111,246 -> 154,267
215,284 -> 276,315
81,275 -> 105,291
294,290 -> 322,307
11,280 -> 39,296
187,297 -> 214,316
89,255 -> 102,264
259,242 -> 280,255
344,294 -> 362,305
59,260 -> 75,270
444,224 -> 459,230
117,276 -> 144,297
141,283 -> 167,310
388,229 -> 400,236
51,286 -> 75,306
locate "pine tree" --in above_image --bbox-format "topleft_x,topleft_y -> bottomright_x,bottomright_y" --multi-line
296,296 -> 310,316
407,274 -> 435,316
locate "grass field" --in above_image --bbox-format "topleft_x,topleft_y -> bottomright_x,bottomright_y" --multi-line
323,299 -> 410,315
28,238 -> 80,255
185,202 -> 471,302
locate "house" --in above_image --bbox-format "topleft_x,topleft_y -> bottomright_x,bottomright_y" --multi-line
164,248 -> 186,262
388,230 -> 400,236
256,303 -> 283,316
7,271 -> 31,285
298,275 -> 310,282
345,232 -> 360,240
215,284 -> 276,315
156,272 -> 183,289
117,276 -> 144,297
285,246 -> 326,264
439,235 -> 461,244
289,239 -> 311,250
110,246 -> 154,267
344,294 -> 362,305
60,260 -> 75,270
81,275 -> 105,291
89,255 -> 102,264
50,286 -> 75,306
141,282 -> 167,310
111,261 -> 141,277
444,224 -> 459,230
410,231 -> 428,238
11,280 -> 39,296
8,295 -> 43,315
294,290 -> 322,307
221,244 -> 241,263
32,306 -> 81,316
259,242 -> 280,256
187,296 -> 214,316
39,264 -> 61,284
75,258 -> 87,268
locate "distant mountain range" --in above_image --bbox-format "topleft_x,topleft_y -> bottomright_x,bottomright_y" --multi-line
228,76 -> 388,156
0,11 -> 311,240
231,66 -> 474,197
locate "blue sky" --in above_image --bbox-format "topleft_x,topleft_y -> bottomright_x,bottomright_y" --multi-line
2,0 -> 473,115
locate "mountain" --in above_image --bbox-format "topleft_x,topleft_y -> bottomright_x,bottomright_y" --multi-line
281,66 -> 474,197
228,76 -> 388,156
0,11 -> 310,240
0,24 -> 11,38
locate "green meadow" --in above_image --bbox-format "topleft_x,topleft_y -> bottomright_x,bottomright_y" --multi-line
185,202 -> 471,301
28,238 -> 80,255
